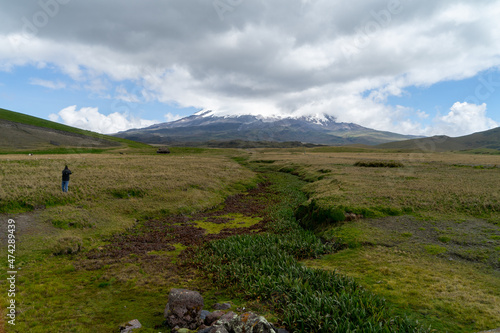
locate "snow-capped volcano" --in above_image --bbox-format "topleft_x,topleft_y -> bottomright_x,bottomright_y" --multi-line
114,111 -> 419,145
193,109 -> 337,126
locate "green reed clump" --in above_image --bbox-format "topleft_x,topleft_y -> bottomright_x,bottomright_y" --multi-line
197,171 -> 430,332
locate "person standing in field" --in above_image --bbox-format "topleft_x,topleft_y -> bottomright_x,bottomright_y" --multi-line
62,165 -> 72,192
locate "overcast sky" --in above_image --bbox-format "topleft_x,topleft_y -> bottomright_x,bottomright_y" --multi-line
1,0 -> 500,136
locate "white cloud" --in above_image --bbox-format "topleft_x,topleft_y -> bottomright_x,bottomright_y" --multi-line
29,78 -> 66,89
115,85 -> 140,103
434,102 -> 499,137
1,0 -> 500,136
49,105 -> 159,134
164,112 -> 182,122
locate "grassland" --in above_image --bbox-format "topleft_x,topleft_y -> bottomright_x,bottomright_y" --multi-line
248,147 -> 500,332
0,147 -> 258,332
0,146 -> 499,332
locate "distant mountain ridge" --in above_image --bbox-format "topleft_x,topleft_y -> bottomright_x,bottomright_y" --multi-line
377,127 -> 500,152
114,111 -> 420,145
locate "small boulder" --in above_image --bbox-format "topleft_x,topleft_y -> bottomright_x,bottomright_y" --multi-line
119,319 -> 142,333
208,312 -> 276,333
199,327 -> 229,333
200,309 -> 211,322
205,310 -> 224,326
213,302 -> 231,310
232,313 -> 276,333
165,289 -> 204,330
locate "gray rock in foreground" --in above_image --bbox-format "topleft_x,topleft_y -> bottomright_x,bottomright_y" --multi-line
164,288 -> 204,330
119,319 -> 142,332
202,312 -> 276,333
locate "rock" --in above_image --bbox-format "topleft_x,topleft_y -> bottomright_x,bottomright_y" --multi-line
164,288 -> 204,330
205,310 -> 225,326
157,147 -> 171,154
213,302 -> 231,310
215,311 -> 237,326
209,312 -> 276,333
119,319 -> 142,332
205,327 -> 229,333
200,310 -> 211,321
232,312 -> 276,333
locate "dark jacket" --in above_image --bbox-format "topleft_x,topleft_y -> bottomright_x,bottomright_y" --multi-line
62,167 -> 72,181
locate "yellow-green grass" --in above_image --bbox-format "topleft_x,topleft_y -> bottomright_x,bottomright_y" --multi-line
302,247 -> 500,332
249,150 -> 500,222
248,148 -> 500,331
0,149 -> 258,332
307,215 -> 500,332
0,152 -> 256,262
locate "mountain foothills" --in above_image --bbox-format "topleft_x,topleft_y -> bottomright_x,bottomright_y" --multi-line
2,107 -> 500,152
0,108 -> 145,152
377,127 -> 500,152
113,110 -> 420,146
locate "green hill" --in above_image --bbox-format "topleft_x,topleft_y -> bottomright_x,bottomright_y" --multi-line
377,127 -> 500,153
0,108 -> 148,153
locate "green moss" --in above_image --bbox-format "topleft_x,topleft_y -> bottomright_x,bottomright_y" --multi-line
193,213 -> 262,234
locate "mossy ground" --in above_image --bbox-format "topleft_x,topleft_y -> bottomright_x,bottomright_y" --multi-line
191,213 -> 262,234
302,246 -> 500,332
303,214 -> 500,332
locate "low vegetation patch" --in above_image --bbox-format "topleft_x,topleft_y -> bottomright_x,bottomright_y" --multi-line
196,171 -> 429,332
354,160 -> 404,168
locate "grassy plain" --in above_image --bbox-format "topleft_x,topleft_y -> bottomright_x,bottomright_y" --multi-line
0,147 -> 258,332
248,147 -> 500,332
0,146 -> 499,332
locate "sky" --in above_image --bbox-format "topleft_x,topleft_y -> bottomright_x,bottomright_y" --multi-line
1,0 -> 500,137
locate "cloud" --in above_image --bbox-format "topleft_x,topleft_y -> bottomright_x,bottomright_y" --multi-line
164,112 -> 182,122
435,102 -> 499,137
115,85 -> 140,103
29,77 -> 66,89
49,105 -> 159,134
1,0 -> 500,135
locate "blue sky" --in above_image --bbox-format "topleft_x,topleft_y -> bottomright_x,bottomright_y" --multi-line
1,0 -> 500,136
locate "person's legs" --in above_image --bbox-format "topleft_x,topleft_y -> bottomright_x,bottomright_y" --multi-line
62,181 -> 69,192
